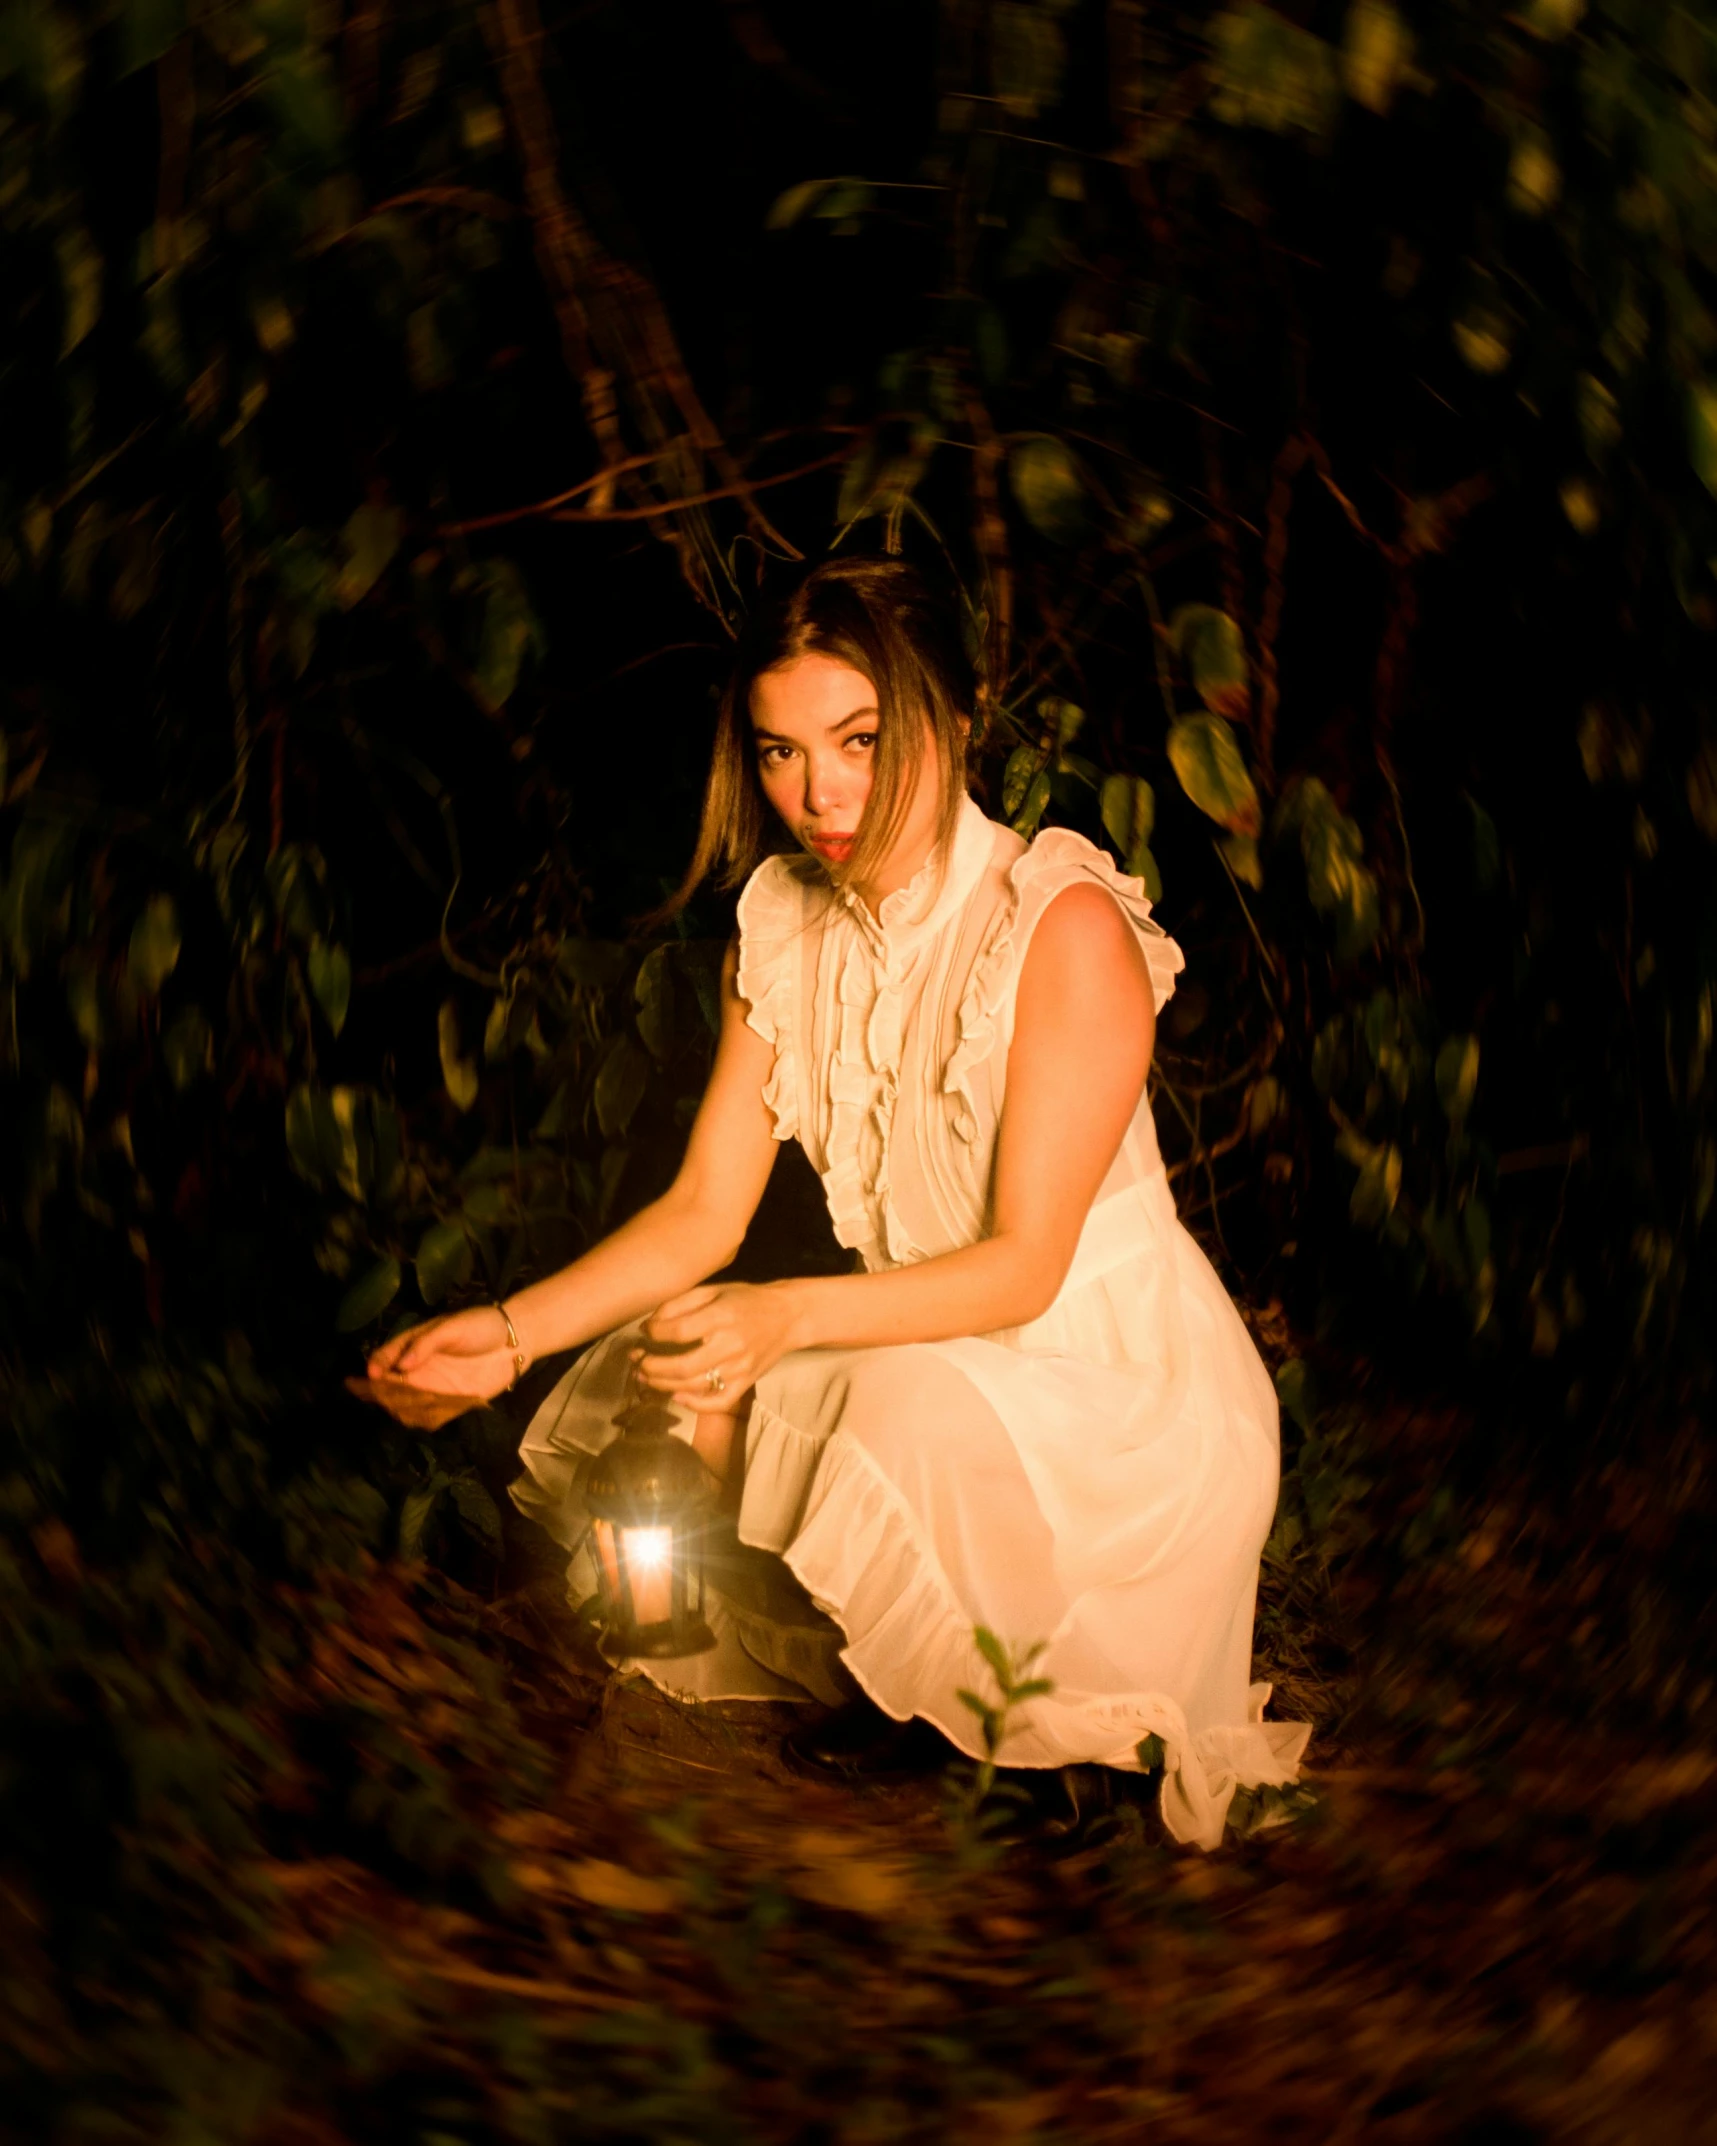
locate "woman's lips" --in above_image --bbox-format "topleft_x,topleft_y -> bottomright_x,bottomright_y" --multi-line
807,832 -> 856,858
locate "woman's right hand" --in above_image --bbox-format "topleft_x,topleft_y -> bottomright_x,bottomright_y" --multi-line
367,1303 -> 520,1399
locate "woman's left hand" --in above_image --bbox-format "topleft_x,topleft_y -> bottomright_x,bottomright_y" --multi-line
633,1280 -> 804,1413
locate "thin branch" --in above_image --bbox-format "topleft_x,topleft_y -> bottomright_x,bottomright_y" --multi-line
154,38 -> 194,273
540,445 -> 850,525
1133,569 -> 1178,731
1256,431 -> 1312,788
963,378 -> 1014,714
359,186 -> 523,223
218,491 -> 251,831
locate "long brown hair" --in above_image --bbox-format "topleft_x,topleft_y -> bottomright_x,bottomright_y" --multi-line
660,556 -> 974,917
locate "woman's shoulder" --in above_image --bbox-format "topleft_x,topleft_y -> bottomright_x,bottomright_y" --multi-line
735,848 -> 822,941
1002,824 -> 1185,1012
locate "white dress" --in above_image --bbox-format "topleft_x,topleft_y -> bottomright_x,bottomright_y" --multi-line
512,793 -> 1309,1848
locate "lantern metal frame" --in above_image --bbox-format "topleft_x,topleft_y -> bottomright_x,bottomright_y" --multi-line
583,1394 -> 719,1659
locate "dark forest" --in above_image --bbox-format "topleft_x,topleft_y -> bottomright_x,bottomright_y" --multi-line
2,0 -> 1715,2137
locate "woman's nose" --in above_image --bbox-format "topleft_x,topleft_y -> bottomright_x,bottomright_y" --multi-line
803,754 -> 844,817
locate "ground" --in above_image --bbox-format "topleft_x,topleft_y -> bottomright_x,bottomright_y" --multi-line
221,1347 -> 1716,2146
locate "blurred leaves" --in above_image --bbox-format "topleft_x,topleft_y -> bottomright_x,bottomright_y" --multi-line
1170,604 -> 1250,722
1167,714 -> 1261,839
415,1218 -> 473,1306
127,894 -> 181,996
1008,436 -> 1086,544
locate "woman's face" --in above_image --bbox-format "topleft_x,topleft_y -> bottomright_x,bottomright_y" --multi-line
750,654 -> 942,887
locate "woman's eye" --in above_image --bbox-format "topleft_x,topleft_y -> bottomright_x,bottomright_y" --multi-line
847,732 -> 877,751
759,745 -> 792,768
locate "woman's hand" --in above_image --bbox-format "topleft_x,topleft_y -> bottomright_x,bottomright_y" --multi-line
367,1304 -> 520,1400
633,1281 -> 804,1412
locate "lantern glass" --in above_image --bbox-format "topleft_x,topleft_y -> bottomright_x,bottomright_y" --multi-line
584,1397 -> 717,1659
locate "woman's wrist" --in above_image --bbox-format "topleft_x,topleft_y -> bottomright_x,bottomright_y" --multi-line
774,1276 -> 823,1356
493,1300 -> 529,1388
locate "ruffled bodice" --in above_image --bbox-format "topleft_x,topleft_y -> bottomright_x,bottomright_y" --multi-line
735,794 -> 1186,1319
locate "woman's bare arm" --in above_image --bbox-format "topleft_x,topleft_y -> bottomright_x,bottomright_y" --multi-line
637,884 -> 1155,1399
370,939 -> 781,1394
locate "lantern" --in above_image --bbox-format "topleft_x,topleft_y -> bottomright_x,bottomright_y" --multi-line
583,1395 -> 718,1659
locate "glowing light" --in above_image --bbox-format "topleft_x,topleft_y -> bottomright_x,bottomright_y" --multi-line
623,1526 -> 674,1626
625,1527 -> 672,1571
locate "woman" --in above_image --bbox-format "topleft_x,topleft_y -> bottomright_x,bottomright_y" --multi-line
370,556 -> 1307,1849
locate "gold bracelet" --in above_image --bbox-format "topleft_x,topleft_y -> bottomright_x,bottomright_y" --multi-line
495,1301 -> 527,1392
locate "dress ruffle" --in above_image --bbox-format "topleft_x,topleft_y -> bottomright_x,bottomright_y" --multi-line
944,829 -> 1186,1146
745,1402 -> 1309,1852
734,855 -> 809,1144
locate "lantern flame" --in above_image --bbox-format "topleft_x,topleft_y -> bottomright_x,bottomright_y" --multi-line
625,1526 -> 672,1572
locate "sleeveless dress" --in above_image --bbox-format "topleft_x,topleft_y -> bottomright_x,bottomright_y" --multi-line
511,794 -> 1309,1848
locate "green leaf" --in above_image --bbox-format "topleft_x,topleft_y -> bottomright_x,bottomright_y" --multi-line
406,304 -> 451,393
594,1035 -> 649,1138
955,1688 -> 993,1721
438,1001 -> 479,1113
1126,840 -> 1163,903
1465,794 -> 1501,891
399,1475 -> 446,1560
1349,1143 -> 1403,1229
1435,1034 -> 1480,1122
1688,743 -> 1717,843
1009,1678 -> 1055,1702
1135,1733 -> 1166,1772
285,1083 -> 336,1186
558,938 -> 629,990
1010,769 -> 1052,837
1002,745 -> 1048,818
334,503 -> 401,609
1210,3 -> 1340,136
1167,714 -> 1261,836
263,50 -> 344,169
119,0 -> 185,75
1274,1358 -> 1317,1435
1008,437 -> 1086,544
836,446 -> 878,525
57,227 -> 102,358
1293,780 -> 1380,955
448,1472 -> 504,1557
1169,604 -> 1250,720
483,993 -> 511,1065
307,940 -> 351,1036
161,1005 -> 211,1090
265,841 -> 331,944
473,561 -> 543,711
1100,773 -> 1154,856
127,894 -> 181,995
326,1085 -> 374,1201
1221,832 -> 1263,888
1690,382 -> 1717,501
992,0 -> 1065,118
336,1256 -> 402,1333
416,1219 -> 473,1306
65,960 -> 104,1049
973,1626 -> 1011,1684
1046,698 -> 1086,751
766,177 -> 855,229
635,945 -> 675,1061
975,304 -> 1009,389
372,1102 -> 403,1204
1342,0 -> 1410,115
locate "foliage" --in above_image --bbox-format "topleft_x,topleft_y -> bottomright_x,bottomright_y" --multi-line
779,0 -> 1717,1390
